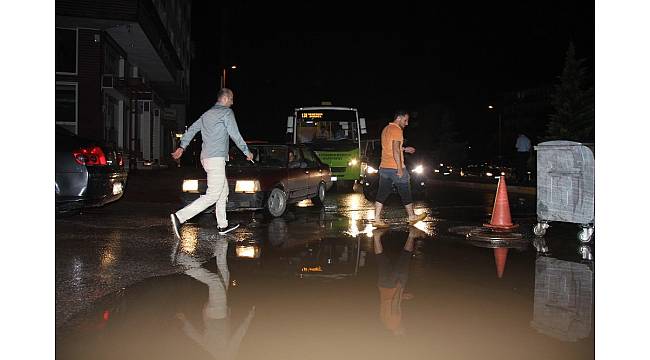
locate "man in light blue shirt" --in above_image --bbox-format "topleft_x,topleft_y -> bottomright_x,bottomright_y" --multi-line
515,133 -> 532,183
170,88 -> 253,236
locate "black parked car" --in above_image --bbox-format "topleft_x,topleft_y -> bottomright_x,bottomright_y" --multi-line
360,146 -> 432,202
55,125 -> 128,212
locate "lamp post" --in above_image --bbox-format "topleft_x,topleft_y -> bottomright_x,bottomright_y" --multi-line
488,105 -> 502,163
220,65 -> 237,88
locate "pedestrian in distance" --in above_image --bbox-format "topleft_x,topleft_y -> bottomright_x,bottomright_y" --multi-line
514,132 -> 532,183
170,88 -> 253,238
373,110 -> 427,228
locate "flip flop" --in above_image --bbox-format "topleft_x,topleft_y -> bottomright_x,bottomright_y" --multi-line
408,213 -> 427,225
373,221 -> 391,229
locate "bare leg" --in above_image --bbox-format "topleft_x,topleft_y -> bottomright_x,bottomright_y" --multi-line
404,232 -> 416,252
404,203 -> 416,218
373,232 -> 384,254
375,201 -> 384,220
373,202 -> 389,228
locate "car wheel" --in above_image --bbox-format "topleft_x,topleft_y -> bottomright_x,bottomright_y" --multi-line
265,188 -> 287,217
312,182 -> 326,206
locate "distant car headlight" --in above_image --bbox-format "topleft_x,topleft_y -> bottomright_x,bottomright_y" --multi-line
348,158 -> 358,166
486,172 -> 493,177
434,169 -> 440,173
235,180 -> 261,193
366,166 -> 378,174
182,179 -> 199,193
412,165 -> 424,174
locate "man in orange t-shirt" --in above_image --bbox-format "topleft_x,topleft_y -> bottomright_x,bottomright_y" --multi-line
373,110 -> 427,228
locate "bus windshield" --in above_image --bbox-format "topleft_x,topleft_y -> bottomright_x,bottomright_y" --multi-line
296,109 -> 358,145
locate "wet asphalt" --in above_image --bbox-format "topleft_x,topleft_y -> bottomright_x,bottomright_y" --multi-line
55,168 -> 594,359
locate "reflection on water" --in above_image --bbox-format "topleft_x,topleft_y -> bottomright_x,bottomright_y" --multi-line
180,224 -> 200,254
176,240 -> 255,359
99,231 -> 121,269
235,242 -> 261,259
373,227 -> 426,336
58,205 -> 593,359
296,236 -> 365,279
531,255 -> 594,342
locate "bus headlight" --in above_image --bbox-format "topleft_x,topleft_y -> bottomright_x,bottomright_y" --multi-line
348,158 -> 358,166
235,180 -> 261,193
182,179 -> 199,193
412,165 -> 424,174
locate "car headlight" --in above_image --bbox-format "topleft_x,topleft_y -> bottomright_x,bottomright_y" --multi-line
348,158 -> 358,166
486,172 -> 493,177
366,166 -> 378,174
235,180 -> 261,193
412,165 -> 424,174
182,179 -> 199,193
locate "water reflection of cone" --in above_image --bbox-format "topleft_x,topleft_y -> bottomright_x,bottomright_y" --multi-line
484,176 -> 518,230
494,248 -> 508,278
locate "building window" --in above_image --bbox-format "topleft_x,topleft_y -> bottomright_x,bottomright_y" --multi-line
56,83 -> 77,134
56,28 -> 77,74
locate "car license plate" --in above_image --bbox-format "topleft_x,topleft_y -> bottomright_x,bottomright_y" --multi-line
112,182 -> 123,195
331,176 -> 338,181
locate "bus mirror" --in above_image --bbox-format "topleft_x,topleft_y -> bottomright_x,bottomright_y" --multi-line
286,116 -> 294,133
360,118 -> 367,134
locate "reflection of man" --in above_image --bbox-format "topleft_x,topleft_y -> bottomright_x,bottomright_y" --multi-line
175,239 -> 255,359
373,226 -> 426,336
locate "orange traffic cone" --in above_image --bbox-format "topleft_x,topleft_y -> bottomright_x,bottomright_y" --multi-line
494,247 -> 508,278
484,176 -> 518,230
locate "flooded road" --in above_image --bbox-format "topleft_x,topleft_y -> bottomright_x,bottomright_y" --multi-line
56,189 -> 594,359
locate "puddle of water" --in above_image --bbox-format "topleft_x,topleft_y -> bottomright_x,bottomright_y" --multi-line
57,222 -> 593,360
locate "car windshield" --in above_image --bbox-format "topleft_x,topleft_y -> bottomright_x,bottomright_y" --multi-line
229,145 -> 288,167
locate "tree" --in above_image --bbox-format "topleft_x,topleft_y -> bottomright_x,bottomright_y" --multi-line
545,42 -> 595,143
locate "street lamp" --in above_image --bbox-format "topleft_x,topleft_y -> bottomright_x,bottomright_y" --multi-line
220,65 -> 237,88
488,105 -> 502,163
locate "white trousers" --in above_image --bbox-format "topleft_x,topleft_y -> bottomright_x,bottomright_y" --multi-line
176,157 -> 229,228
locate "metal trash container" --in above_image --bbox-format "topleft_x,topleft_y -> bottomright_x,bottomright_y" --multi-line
533,141 -> 595,242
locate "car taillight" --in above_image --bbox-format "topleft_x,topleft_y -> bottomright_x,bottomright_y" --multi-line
73,146 -> 107,166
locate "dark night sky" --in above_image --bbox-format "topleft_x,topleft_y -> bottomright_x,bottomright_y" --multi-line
189,1 -> 594,150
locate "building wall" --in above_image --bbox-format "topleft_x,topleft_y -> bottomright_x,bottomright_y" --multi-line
56,28 -> 104,140
56,0 -> 191,165
77,29 -> 104,140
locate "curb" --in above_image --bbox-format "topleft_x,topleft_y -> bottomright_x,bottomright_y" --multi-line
428,179 -> 536,195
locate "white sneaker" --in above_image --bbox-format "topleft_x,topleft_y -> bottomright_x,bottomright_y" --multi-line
218,223 -> 240,235
170,213 -> 181,239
